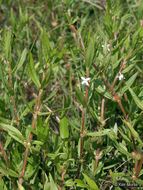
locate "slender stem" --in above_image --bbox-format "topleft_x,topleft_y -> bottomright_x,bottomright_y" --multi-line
58,169 -> 66,190
6,60 -> 20,130
18,73 -> 45,185
16,74 -> 60,124
103,75 -> 137,153
70,25 -> 89,178
94,85 -> 105,171
135,156 -> 143,178
50,0 -> 55,23
94,135 -> 101,171
76,69 -> 89,178
0,141 -> 16,189
110,50 -> 138,175
0,141 -> 9,169
103,76 -> 138,178
112,51 -> 132,88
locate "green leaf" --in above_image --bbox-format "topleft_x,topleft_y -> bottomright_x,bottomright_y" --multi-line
65,179 -> 75,187
19,99 -> 37,119
74,179 -> 88,188
41,67 -> 52,89
86,129 -> 112,137
83,173 -> 99,190
0,123 -> 25,144
49,173 -> 58,190
121,72 -> 138,95
95,85 -> 112,99
60,117 -> 69,139
127,85 -> 143,110
4,30 -> 11,60
28,52 -> 41,88
122,120 -> 143,147
85,36 -> 95,68
0,167 -> 19,178
12,48 -> 27,73
75,87 -> 87,107
17,183 -> 25,190
42,29 -> 50,62
122,64 -> 135,74
44,174 -> 50,190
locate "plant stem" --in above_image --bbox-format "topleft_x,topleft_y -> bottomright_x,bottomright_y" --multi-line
18,73 -> 45,185
59,168 -> 66,190
70,24 -> 89,178
76,69 -> 89,178
0,141 -> 9,169
103,75 -> 137,152
103,74 -> 138,180
94,84 -> 105,171
6,60 -> 20,130
135,156 -> 143,178
0,141 -> 16,189
112,51 -> 132,88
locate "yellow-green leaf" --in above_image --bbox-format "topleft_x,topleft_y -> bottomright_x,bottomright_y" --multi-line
28,52 -> 41,88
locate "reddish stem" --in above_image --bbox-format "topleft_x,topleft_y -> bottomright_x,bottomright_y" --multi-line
18,73 -> 45,185
58,169 -> 66,190
112,51 -> 132,88
0,141 -> 16,189
103,75 -> 137,152
135,156 -> 143,178
0,141 -> 9,169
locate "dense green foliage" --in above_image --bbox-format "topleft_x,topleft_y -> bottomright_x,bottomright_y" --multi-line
0,0 -> 143,189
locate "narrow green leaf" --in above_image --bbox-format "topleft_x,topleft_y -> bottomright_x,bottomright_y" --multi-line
121,72 -> 138,95
87,129 -> 112,137
0,167 -> 19,178
114,141 -> 131,157
95,85 -> 112,99
49,173 -> 58,190
122,64 -> 135,74
85,36 -> 95,68
42,29 -> 50,62
0,123 -> 24,142
28,52 -> 41,88
41,67 -> 52,89
83,173 -> 99,190
17,183 -> 25,190
60,117 -> 69,139
19,99 -> 37,119
127,85 -> 143,110
74,179 -> 88,188
12,48 -> 27,73
44,174 -> 50,190
65,179 -> 75,187
4,30 -> 11,60
75,87 -> 87,107
123,120 -> 143,147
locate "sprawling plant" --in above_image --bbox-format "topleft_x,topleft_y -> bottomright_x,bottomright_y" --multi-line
0,0 -> 143,189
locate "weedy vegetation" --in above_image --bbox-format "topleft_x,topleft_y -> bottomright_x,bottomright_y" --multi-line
0,0 -> 143,189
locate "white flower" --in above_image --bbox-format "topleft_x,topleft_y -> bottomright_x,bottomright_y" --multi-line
117,72 -> 124,80
102,44 -> 110,52
81,77 -> 90,87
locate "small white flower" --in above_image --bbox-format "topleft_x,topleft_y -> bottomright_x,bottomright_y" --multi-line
102,44 -> 110,52
81,77 -> 90,87
117,72 -> 124,80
